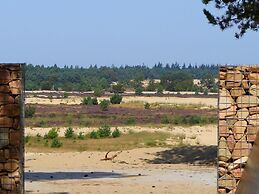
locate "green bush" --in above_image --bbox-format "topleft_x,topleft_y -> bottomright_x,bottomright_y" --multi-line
25,106 -> 36,118
94,88 -> 103,97
161,116 -> 170,124
78,132 -> 85,140
135,87 -> 143,95
144,102 -> 150,109
82,96 -> 93,105
92,97 -> 98,105
25,135 -> 30,144
100,100 -> 110,111
63,93 -> 69,98
65,127 -> 75,138
110,94 -> 123,104
156,85 -> 164,94
125,117 -> 136,125
112,127 -> 121,138
90,131 -> 99,139
46,128 -> 59,139
51,138 -> 62,148
97,125 -> 111,138
203,89 -> 209,95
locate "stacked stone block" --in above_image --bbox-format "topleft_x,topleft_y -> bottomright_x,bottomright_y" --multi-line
218,66 -> 259,193
0,64 -> 24,193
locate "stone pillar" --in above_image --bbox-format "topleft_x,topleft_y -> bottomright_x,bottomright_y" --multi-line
0,64 -> 24,193
218,65 -> 259,193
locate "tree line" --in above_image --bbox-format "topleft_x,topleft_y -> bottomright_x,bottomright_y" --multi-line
25,63 -> 219,93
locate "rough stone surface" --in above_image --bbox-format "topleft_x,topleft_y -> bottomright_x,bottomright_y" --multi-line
0,64 -> 23,193
219,137 -> 232,162
236,95 -> 259,108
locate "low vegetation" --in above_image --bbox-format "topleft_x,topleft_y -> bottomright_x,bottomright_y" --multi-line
100,99 -> 110,111
110,94 -> 123,104
25,131 -> 185,152
25,106 -> 36,118
82,96 -> 98,105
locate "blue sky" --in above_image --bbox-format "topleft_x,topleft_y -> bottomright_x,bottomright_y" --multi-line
0,0 -> 258,67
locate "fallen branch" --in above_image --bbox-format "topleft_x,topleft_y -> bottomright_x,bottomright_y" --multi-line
101,151 -> 122,161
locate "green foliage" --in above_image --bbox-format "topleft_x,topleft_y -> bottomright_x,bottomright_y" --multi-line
125,117 -> 136,125
64,127 -> 75,138
111,83 -> 125,93
112,127 -> 121,138
100,100 -> 110,111
135,87 -> 143,95
25,106 -> 36,118
156,85 -> 164,94
63,92 -> 69,98
146,80 -> 157,91
110,94 -> 123,104
97,125 -> 111,138
25,135 -> 30,144
92,97 -> 98,105
203,88 -> 209,95
160,115 -> 217,125
90,131 -> 99,139
82,96 -> 98,105
144,102 -> 150,109
25,64 -> 218,92
78,132 -> 85,140
51,138 -> 62,148
82,96 -> 93,105
161,72 -> 194,91
94,87 -> 103,97
202,0 -> 259,38
46,128 -> 59,139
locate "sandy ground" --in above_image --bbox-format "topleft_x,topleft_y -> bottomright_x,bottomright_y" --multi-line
26,125 -> 217,146
25,148 -> 216,194
25,96 -> 217,108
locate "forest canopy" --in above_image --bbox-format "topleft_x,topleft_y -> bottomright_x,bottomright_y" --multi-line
25,63 -> 218,92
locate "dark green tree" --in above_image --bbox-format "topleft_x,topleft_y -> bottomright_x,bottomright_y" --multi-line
202,0 -> 259,38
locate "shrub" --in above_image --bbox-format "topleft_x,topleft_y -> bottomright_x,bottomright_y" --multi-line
92,97 -> 98,105
46,128 -> 59,139
90,131 -> 99,139
125,117 -> 136,125
78,132 -> 85,140
144,102 -> 150,109
25,106 -> 36,118
203,89 -> 209,95
110,94 -> 123,104
65,127 -> 75,138
94,88 -> 103,97
25,135 -> 30,144
82,96 -> 93,105
51,138 -> 62,148
156,85 -> 164,95
135,87 -> 143,95
161,116 -> 170,124
97,125 -> 111,138
63,93 -> 69,98
100,100 -> 110,111
112,127 -> 121,138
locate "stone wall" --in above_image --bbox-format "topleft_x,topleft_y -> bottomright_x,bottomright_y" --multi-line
0,64 -> 24,193
218,66 -> 259,193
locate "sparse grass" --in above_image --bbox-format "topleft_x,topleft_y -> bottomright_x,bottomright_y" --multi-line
25,131 -> 184,152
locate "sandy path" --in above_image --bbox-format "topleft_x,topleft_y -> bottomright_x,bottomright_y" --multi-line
25,148 -> 216,194
26,125 -> 217,146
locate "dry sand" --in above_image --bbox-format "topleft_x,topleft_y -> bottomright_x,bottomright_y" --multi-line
26,125 -> 217,146
25,148 -> 216,194
25,96 -> 217,108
